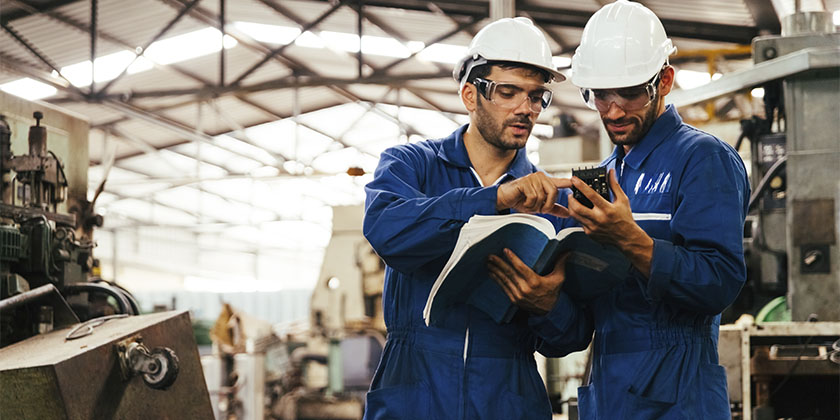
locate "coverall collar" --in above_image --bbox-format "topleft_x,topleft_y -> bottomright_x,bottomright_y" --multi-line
606,104 -> 682,169
438,124 -> 534,180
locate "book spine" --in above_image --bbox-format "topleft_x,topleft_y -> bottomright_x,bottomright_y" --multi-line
532,240 -> 561,276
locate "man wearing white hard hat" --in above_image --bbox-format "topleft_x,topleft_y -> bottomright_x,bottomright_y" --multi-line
493,1 -> 750,418
362,17 -> 576,419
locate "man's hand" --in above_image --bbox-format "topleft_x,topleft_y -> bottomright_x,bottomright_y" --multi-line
487,248 -> 569,315
567,169 -> 653,277
496,172 -> 571,217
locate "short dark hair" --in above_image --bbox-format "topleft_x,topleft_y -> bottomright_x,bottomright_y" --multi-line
466,61 -> 551,84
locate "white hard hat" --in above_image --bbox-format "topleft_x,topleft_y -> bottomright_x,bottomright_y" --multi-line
453,17 -> 565,88
571,0 -> 676,89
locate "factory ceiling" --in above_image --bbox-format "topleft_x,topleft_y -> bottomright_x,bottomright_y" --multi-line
1,0 -> 837,288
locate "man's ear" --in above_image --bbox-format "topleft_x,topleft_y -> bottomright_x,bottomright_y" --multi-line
659,66 -> 676,97
461,83 -> 478,112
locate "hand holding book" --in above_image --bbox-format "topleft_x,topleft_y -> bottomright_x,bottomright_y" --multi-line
487,248 -> 570,315
422,214 -> 631,326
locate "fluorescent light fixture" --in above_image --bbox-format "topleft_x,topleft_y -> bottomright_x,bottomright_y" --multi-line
417,43 -> 468,64
751,87 -> 765,98
233,21 -> 301,45
675,69 -> 723,90
144,27 -> 237,65
552,56 -> 571,68
0,77 -> 57,100
58,50 -> 153,87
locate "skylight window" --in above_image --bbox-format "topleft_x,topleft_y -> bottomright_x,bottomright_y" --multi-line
675,69 -> 722,90
317,31 -> 424,58
0,77 -> 57,100
416,43 -> 468,64
57,50 -> 154,87
233,21 -> 301,45
294,30 -> 326,49
233,21 -> 425,58
144,27 -> 237,65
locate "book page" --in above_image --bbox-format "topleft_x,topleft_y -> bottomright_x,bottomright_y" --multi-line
423,214 -> 556,324
555,226 -> 584,241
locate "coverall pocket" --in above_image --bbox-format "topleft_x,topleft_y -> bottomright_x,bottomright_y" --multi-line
697,363 -> 731,420
576,385 -> 597,420
622,388 -> 681,420
487,390 -> 551,420
364,382 -> 430,420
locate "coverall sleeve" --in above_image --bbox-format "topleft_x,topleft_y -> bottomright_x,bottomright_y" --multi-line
529,293 -> 595,357
363,146 -> 499,273
645,150 -> 750,315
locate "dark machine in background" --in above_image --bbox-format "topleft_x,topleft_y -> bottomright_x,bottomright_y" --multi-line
669,9 -> 840,420
0,105 -> 213,418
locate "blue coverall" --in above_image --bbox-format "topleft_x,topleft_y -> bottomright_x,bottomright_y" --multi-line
362,125 -> 572,420
530,105 -> 750,419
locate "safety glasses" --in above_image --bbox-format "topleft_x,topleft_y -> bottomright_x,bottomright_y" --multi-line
471,78 -> 553,113
580,71 -> 662,112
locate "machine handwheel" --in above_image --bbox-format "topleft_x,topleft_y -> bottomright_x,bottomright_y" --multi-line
142,347 -> 180,390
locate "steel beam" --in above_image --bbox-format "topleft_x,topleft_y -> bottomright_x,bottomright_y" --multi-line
0,0 -> 83,24
351,0 -> 762,44
372,16 -> 479,75
0,21 -> 80,92
229,0 -> 348,85
668,46 -> 840,107
219,0 -> 225,86
95,0 -> 202,97
89,0 -> 97,95
95,71 -> 452,99
743,0 -> 781,34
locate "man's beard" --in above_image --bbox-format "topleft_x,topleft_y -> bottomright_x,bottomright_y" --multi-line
475,98 -> 533,150
603,95 -> 660,147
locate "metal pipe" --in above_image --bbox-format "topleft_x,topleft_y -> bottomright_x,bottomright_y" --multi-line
0,284 -> 61,312
357,0 -> 364,78
90,0 -> 97,95
219,0 -> 226,87
62,282 -> 135,315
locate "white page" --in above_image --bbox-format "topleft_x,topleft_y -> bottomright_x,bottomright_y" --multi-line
423,214 -> 556,324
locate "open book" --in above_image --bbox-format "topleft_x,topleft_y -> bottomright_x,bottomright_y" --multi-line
423,214 -> 631,326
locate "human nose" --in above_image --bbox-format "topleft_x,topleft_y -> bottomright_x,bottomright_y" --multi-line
513,95 -> 538,115
602,101 -> 625,120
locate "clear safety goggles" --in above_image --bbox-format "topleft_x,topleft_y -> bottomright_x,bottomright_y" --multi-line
471,78 -> 553,113
580,71 -> 662,112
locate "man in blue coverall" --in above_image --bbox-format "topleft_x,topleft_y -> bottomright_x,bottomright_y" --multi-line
489,1 -> 751,418
362,17 -> 576,420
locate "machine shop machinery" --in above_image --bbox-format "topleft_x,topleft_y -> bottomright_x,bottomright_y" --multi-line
0,96 -> 213,418
0,110 -> 136,344
198,205 -> 384,420
669,8 -> 840,420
